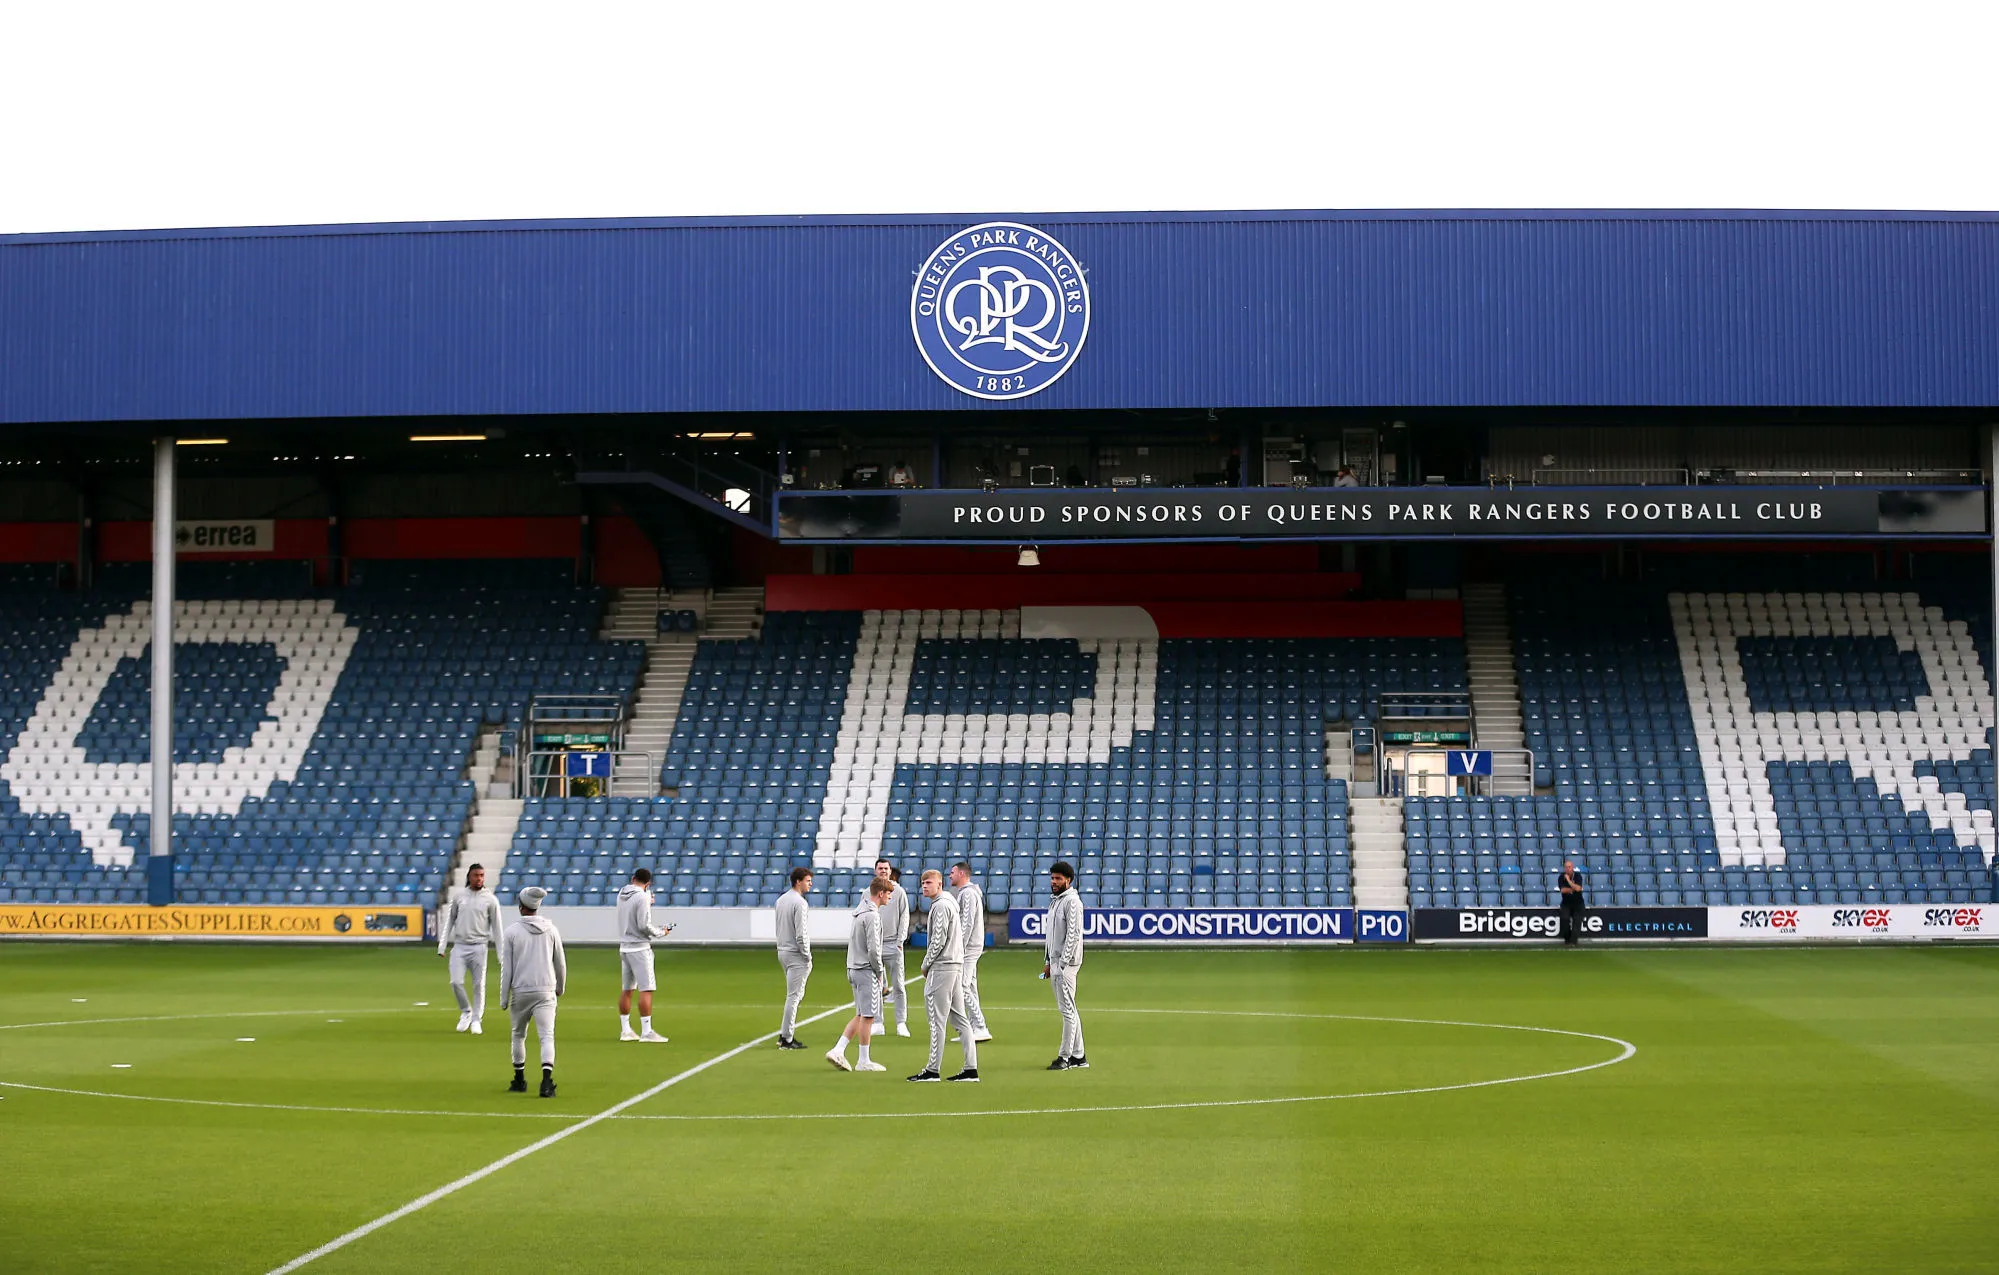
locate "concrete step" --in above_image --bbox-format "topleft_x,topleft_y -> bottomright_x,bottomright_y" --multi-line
1352,856 -> 1406,871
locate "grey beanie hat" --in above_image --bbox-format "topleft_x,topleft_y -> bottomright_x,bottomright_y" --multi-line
517,886 -> 548,909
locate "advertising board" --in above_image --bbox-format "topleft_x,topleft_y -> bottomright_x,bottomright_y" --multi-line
1007,907 -> 1353,943
1413,907 -> 1709,941
0,904 -> 424,939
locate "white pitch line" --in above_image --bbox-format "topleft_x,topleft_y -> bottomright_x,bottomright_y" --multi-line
0,1079 -> 581,1120
1,1004 -> 1636,1128
617,1008 -> 1637,1121
0,1007 -> 429,1032
263,981 -> 921,1275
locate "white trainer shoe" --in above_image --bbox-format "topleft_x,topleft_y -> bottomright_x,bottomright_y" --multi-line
638,1030 -> 669,1043
826,1049 -> 853,1072
894,1023 -> 911,1037
973,1030 -> 993,1043
619,1024 -> 640,1042
469,1020 -> 483,1036
855,1060 -> 887,1072
455,1012 -> 471,1033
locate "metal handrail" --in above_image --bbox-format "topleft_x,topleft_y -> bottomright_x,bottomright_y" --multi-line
1698,468 -> 1983,485
517,748 -> 654,799
1373,690 -> 1472,719
1376,745 -> 1535,798
1488,467 -> 1692,487
1483,467 -> 1981,488
528,692 -> 628,723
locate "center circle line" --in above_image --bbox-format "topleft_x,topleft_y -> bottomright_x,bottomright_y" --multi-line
0,1005 -> 1636,1122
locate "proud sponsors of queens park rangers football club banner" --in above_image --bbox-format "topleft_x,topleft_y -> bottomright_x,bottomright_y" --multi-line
1008,907 -> 1354,943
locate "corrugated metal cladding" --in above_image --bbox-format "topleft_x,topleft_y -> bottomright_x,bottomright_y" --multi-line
2,210 -> 1997,423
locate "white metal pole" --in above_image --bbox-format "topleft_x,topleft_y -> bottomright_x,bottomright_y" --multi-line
149,437 -> 176,905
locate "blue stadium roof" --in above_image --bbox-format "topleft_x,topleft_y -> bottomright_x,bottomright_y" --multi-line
3,209 -> 1996,423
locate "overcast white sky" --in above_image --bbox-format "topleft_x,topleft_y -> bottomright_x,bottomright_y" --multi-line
2,0 -> 1992,235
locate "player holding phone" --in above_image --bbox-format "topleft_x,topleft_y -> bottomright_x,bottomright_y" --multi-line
616,867 -> 672,1042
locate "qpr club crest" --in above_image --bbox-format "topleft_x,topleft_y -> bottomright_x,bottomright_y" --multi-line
911,221 -> 1090,400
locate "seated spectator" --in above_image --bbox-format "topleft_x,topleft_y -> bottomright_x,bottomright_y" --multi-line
1333,466 -> 1360,487
888,460 -> 915,488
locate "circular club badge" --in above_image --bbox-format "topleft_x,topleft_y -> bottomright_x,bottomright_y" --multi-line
911,221 -> 1090,400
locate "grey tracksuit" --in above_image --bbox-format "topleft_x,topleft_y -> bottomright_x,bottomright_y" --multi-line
866,880 -> 911,1027
616,882 -> 668,991
775,889 -> 812,1039
921,892 -> 976,1073
616,884 -> 668,950
847,904 -> 885,976
847,902 -> 885,1019
498,914 -> 567,1067
1045,886 -> 1085,1059
438,887 -> 504,1018
956,881 -> 988,1035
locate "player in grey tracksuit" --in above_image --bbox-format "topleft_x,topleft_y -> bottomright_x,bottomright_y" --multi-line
949,862 -> 991,1041
437,863 -> 504,1034
912,869 -> 978,1081
498,885 -> 566,1097
828,876 -> 893,1072
616,868 -> 670,1043
1044,861 -> 1087,1069
775,868 -> 814,1047
865,860 -> 911,1035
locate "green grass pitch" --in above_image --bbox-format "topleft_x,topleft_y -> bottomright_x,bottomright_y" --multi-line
1,942 -> 1994,1273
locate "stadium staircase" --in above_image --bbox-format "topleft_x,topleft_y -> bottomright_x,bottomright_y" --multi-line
1324,728 -> 1355,786
704,587 -> 765,640
1350,797 -> 1409,910
448,727 -> 523,892
1463,583 -> 1534,795
600,588 -> 700,796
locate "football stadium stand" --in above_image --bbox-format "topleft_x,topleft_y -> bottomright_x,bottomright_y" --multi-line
507,606 -> 1460,908
0,561 -> 641,906
0,558 -> 1991,915
1406,568 -> 1994,910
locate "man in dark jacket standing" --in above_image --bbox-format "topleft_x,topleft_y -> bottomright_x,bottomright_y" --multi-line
1557,860 -> 1587,945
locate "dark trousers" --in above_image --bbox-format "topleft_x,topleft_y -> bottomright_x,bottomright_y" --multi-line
1559,893 -> 1586,944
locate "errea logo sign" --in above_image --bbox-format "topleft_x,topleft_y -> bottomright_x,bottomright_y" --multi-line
911,222 -> 1089,400
175,520 -> 273,554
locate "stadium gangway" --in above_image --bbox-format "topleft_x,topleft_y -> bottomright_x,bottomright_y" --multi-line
516,749 -> 654,799
1378,746 -> 1534,799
